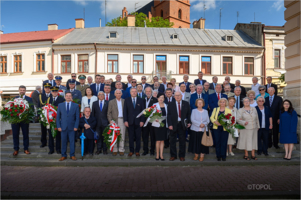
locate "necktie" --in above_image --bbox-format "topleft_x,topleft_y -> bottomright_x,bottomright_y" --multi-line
106,94 -> 108,101
53,97 -> 56,102
198,94 -> 200,99
100,101 -> 103,111
269,96 -> 273,107
67,103 -> 70,114
133,98 -> 136,109
178,102 -> 181,118
97,85 -> 99,94
218,93 -> 220,100
236,97 -> 239,109
168,98 -> 170,103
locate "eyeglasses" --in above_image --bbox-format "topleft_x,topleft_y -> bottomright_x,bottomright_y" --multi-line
142,78 -> 146,80
132,82 -> 136,83
258,100 -> 264,102
72,76 -> 76,77
259,89 -> 265,91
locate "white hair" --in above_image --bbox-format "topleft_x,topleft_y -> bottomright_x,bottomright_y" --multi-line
36,86 -> 41,90
183,74 -> 189,79
98,91 -> 104,96
114,89 -> 122,94
252,77 -> 258,81
196,84 -> 203,89
115,74 -> 121,78
130,87 -> 137,92
87,76 -> 93,80
127,74 -> 133,78
234,86 -> 241,91
256,96 -> 265,103
236,80 -> 241,83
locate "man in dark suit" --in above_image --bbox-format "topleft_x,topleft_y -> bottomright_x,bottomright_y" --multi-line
90,74 -> 105,96
104,84 -> 115,101
151,76 -> 165,93
208,84 -> 228,115
43,73 -> 56,94
48,86 -> 65,154
235,80 -> 247,97
56,92 -> 79,161
190,85 -> 208,110
125,75 -> 133,90
137,84 -> 146,99
194,71 -> 207,86
66,73 -> 80,90
209,76 -> 218,91
92,91 -> 109,154
167,92 -> 191,161
123,88 -> 145,157
152,82 -> 165,97
115,81 -> 128,99
125,79 -> 137,96
142,87 -> 158,156
31,86 -> 42,108
233,86 -> 245,109
265,76 -> 278,96
164,88 -> 175,104
265,87 -> 282,149
225,76 -> 235,90
11,85 -> 33,156
179,74 -> 192,93
141,76 -> 150,91
111,74 -> 126,91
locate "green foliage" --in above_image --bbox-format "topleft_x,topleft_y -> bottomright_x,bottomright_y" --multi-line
1,100 -> 35,124
102,124 -> 122,150
279,74 -> 285,83
106,12 -> 174,28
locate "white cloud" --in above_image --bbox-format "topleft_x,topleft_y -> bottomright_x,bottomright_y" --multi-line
272,0 -> 283,11
73,0 -> 88,6
191,0 -> 216,11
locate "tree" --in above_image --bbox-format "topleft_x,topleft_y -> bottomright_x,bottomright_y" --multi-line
106,12 -> 174,28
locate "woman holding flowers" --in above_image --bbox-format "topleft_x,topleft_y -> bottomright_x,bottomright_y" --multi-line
237,97 -> 260,161
153,94 -> 168,161
210,98 -> 232,161
226,97 -> 237,156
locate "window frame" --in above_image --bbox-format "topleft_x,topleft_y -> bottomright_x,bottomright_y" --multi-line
78,54 -> 89,73
133,55 -> 144,74
36,54 -> 45,72
14,55 -> 22,73
155,55 -> 167,78
179,56 -> 189,74
0,56 -> 7,73
222,56 -> 233,75
107,54 -> 118,73
201,56 -> 211,75
274,49 -> 280,68
244,57 -> 254,75
61,55 -> 71,74
178,9 -> 182,19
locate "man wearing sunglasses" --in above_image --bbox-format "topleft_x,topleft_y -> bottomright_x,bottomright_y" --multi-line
66,73 -> 80,90
141,76 -> 150,91
125,79 -> 138,97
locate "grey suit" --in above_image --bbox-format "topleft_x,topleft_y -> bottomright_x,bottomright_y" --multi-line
203,89 -> 215,95
31,90 -> 40,107
182,92 -> 191,104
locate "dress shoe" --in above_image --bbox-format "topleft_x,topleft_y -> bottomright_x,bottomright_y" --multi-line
48,151 -> 54,155
142,152 -> 148,156
112,152 -> 118,156
136,152 -> 140,157
199,157 -> 204,162
56,150 -> 61,154
150,152 -> 155,156
169,157 -> 176,161
257,152 -> 262,155
264,153 -> 269,156
40,145 -> 46,148
24,150 -> 31,154
119,152 -> 124,156
222,158 -> 226,161
155,157 -> 159,161
103,150 -> 108,155
180,157 -> 185,161
275,146 -> 280,149
128,152 -> 134,157
71,156 -> 77,161
217,158 -> 221,161
193,155 -> 199,160
13,150 -> 18,156
95,150 -> 102,155
58,157 -> 67,161
160,156 -> 165,161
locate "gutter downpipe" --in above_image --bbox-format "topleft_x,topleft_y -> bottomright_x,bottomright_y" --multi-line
52,39 -> 54,74
262,24 -> 266,85
94,43 -> 97,77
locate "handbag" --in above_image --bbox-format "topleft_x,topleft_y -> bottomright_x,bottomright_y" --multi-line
201,126 -> 213,147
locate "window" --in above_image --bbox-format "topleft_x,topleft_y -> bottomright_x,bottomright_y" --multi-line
274,49 -> 280,68
171,34 -> 178,39
109,32 -> 117,38
107,55 -> 118,73
156,55 -> 167,78
0,56 -> 7,73
78,54 -> 89,73
133,55 -> 144,74
244,57 -> 254,75
201,56 -> 211,74
161,10 -> 163,17
223,57 -> 232,75
179,56 -> 189,74
36,54 -> 45,72
178,9 -> 182,19
227,36 -> 233,41
61,55 -> 71,73
14,55 -> 22,73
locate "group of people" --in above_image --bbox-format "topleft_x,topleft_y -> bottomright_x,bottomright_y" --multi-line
10,71 -> 298,162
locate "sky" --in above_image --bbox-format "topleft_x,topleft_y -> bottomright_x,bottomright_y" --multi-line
0,0 -> 286,34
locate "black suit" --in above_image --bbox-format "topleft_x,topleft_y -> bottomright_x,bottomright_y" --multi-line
265,95 -> 282,148
31,90 -> 40,107
234,95 -> 245,109
209,82 -> 217,90
164,97 -> 176,104
38,93 -> 53,147
167,100 -> 191,158
111,81 -> 126,91
151,84 -> 165,93
164,97 -> 176,147
79,116 -> 97,154
92,100 -> 109,151
66,79 -> 80,90
265,83 -> 278,96
142,97 -> 158,154
194,79 -> 207,86
123,97 -> 145,153
236,85 -> 247,97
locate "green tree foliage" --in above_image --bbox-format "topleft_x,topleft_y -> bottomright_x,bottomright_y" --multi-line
106,12 -> 174,28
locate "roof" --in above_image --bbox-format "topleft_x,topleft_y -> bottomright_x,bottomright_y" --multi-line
53,27 -> 263,48
0,28 -> 74,44
136,1 -> 154,16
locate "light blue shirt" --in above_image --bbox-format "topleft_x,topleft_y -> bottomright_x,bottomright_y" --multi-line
65,101 -> 71,111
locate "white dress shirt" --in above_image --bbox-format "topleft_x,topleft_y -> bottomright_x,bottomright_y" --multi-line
127,82 -> 132,88
48,80 -> 54,86
251,83 -> 261,96
176,100 -> 182,121
45,93 -> 51,98
117,99 -> 123,117
65,101 -> 71,111
162,83 -> 167,90
196,93 -> 202,99
105,93 -> 110,100
261,108 -> 265,128
98,100 -> 104,109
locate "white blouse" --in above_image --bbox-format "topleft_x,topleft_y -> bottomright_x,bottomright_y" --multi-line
250,100 -> 258,108
190,109 -> 210,132
81,96 -> 98,112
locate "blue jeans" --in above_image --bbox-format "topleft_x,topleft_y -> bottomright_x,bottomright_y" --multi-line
11,123 -> 29,151
214,126 -> 229,159
61,130 -> 75,157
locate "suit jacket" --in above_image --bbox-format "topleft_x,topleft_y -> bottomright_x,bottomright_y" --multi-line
164,97 -> 175,104
210,107 -> 232,130
208,93 -> 228,115
202,89 -> 215,96
209,82 -> 217,90
151,84 -> 165,93
233,95 -> 245,109
237,107 -> 260,130
182,92 -> 191,104
179,82 -> 192,92
31,90 -> 40,107
66,89 -> 82,104
66,79 -> 80,90
255,105 -> 272,130
49,96 -> 65,107
121,90 -> 128,99
111,81 -> 126,91
107,98 -> 125,123
56,102 -> 79,131
143,96 -> 158,108
223,92 -> 235,97
123,97 -> 145,125
104,92 -> 115,101
190,93 -> 208,110
153,102 -> 168,128
167,100 -> 191,132
79,116 -> 97,139
125,86 -> 136,97
141,83 -> 151,91
194,79 -> 207,86
42,80 -> 56,94
137,92 -> 146,99
91,100 -> 109,127
264,95 -> 282,121
265,83 -> 278,96
81,96 -> 98,113
76,84 -> 89,97
236,85 -> 247,97
90,83 -> 105,96
38,93 -> 53,108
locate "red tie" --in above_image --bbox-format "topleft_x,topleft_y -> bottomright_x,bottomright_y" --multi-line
178,102 -> 181,118
218,93 -> 220,100
169,98 -> 170,103
106,94 -> 108,101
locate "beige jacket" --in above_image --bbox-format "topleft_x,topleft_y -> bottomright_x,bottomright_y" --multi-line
237,107 -> 260,130
107,98 -> 125,123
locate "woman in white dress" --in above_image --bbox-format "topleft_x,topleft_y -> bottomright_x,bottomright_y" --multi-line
247,90 -> 257,107
81,87 -> 98,115
226,97 -> 237,156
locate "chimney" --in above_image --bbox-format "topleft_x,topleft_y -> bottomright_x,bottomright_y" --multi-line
75,18 -> 85,29
48,24 -> 58,30
0,30 -> 3,34
99,18 -> 101,27
193,18 -> 205,29
127,15 -> 135,27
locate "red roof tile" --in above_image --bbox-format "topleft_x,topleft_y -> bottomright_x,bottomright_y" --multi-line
0,28 -> 74,44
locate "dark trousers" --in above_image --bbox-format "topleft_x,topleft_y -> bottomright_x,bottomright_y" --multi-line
258,128 -> 269,154
85,139 -> 95,154
269,121 -> 279,148
214,126 -> 229,159
11,123 -> 29,151
96,126 -> 107,151
49,131 -> 61,152
61,129 -> 75,157
164,130 -> 170,147
142,124 -> 155,154
40,124 -> 48,146
128,124 -> 142,153
170,122 -> 186,158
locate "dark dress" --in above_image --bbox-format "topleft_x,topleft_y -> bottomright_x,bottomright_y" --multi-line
154,107 -> 167,141
279,110 -> 298,144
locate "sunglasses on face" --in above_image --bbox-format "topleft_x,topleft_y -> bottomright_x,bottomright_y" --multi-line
259,89 -> 265,91
132,82 -> 136,83
72,76 -> 76,77
142,78 -> 146,80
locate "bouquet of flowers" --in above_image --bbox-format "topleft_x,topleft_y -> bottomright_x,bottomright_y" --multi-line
37,103 -> 58,137
102,120 -> 122,152
218,113 -> 245,138
0,97 -> 35,124
137,105 -> 165,128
